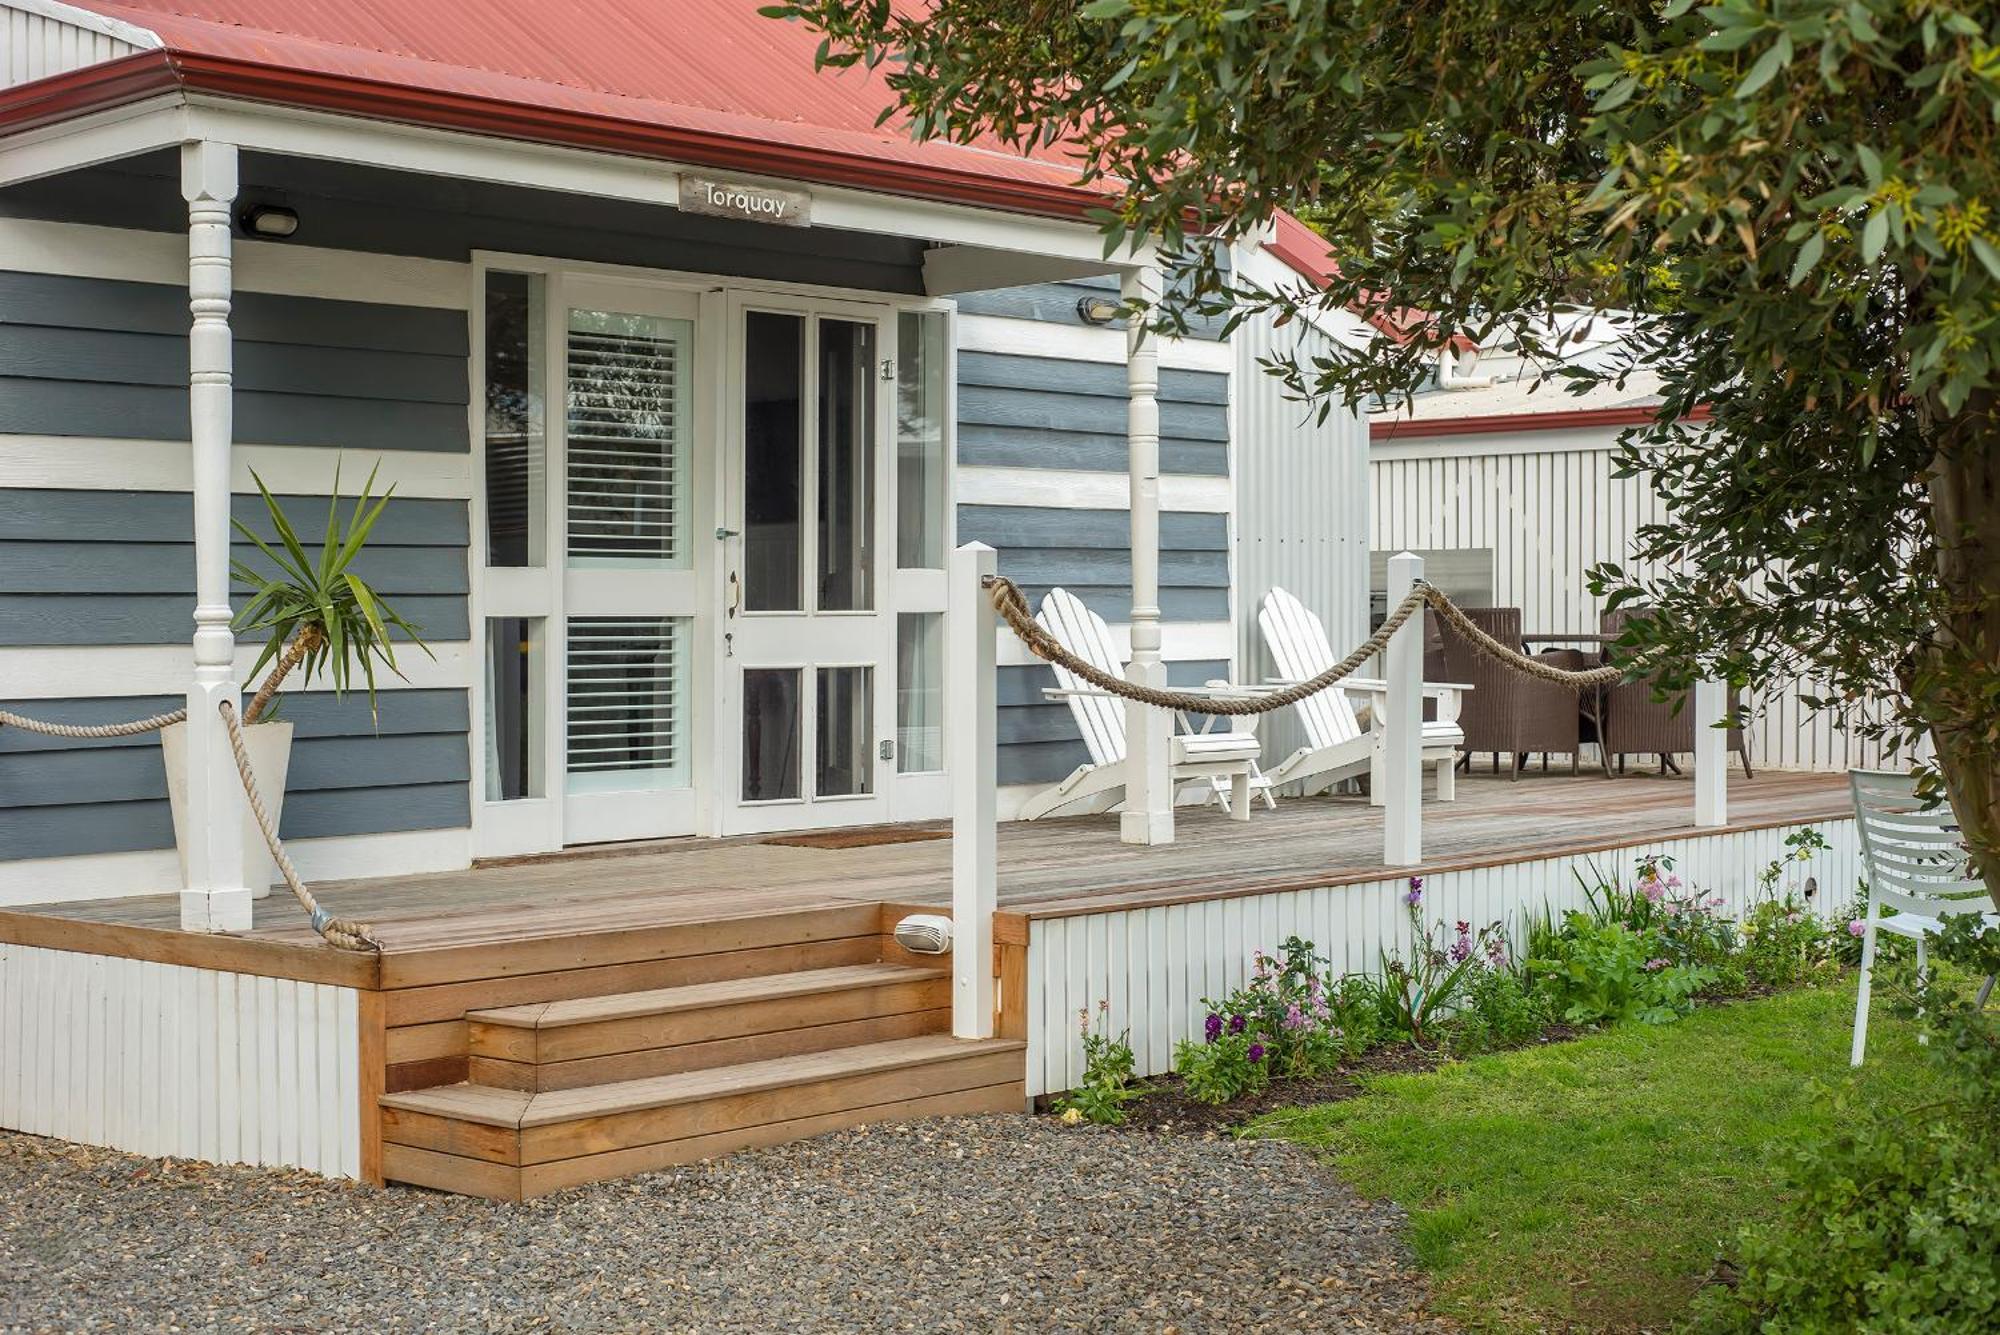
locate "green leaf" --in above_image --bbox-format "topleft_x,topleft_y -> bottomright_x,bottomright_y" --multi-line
1080,0 -> 1130,17
1861,209 -> 1889,264
1788,231 -> 1825,286
1970,235 -> 2000,282
1735,33 -> 1792,99
1856,143 -> 1883,188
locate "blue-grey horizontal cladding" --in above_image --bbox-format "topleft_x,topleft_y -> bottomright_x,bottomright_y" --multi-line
955,274 -> 1229,339
0,151 -> 926,295
957,505 -> 1230,622
0,270 -> 468,355
0,269 -> 467,451
0,489 -> 469,646
958,506 -> 1227,551
0,490 -> 469,546
996,660 -> 1230,788
0,689 -> 470,861
958,424 -> 1227,477
0,594 -> 465,647
956,351 -> 1229,476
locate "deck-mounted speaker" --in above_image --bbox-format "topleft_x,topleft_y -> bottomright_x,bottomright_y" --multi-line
894,914 -> 953,955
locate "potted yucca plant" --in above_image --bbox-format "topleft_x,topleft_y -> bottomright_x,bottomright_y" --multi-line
162,462 -> 429,895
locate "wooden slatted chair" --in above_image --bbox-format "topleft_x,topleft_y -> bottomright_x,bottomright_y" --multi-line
1258,587 -> 1467,801
1849,768 -> 1999,1066
1017,588 -> 1266,822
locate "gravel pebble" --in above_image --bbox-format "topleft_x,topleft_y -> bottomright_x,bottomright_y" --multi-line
0,1117 -> 1448,1332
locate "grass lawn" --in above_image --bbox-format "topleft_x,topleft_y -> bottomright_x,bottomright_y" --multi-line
1254,981 -> 1933,1332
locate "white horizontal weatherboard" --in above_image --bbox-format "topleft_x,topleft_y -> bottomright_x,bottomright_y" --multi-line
0,640 -> 474,700
956,465 -> 1232,514
0,217 -> 470,310
997,619 -> 1235,670
0,827 -> 472,907
0,437 -> 473,499
958,314 -> 1234,373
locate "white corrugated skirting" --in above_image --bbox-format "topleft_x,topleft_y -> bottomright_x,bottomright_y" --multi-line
1025,817 -> 1859,1096
0,945 -> 361,1177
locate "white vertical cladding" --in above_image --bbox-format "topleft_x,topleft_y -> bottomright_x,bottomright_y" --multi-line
1024,817 -> 1860,1095
0,945 -> 362,1177
1230,246 -> 1373,778
1,3 -> 157,89
1369,430 -> 1905,772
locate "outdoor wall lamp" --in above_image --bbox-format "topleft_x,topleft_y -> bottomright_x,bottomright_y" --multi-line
241,205 -> 300,239
1075,295 -> 1121,326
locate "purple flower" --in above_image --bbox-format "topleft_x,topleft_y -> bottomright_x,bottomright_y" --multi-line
1640,878 -> 1665,904
1448,937 -> 1472,965
1404,878 -> 1424,908
1706,896 -> 1726,909
1485,938 -> 1508,968
1848,919 -> 1867,938
1204,1012 -> 1223,1044
1247,1043 -> 1265,1064
1644,957 -> 1670,973
1283,1003 -> 1306,1031
1228,1013 -> 1246,1035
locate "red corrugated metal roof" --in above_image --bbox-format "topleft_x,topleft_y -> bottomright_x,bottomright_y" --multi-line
25,0 -> 1105,216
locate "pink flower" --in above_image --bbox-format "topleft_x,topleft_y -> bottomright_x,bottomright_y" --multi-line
1644,957 -> 1670,972
1848,919 -> 1867,938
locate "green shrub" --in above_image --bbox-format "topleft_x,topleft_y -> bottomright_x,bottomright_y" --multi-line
1450,966 -> 1553,1055
1738,895 -> 1841,989
1053,1002 -> 1144,1125
1695,917 -> 2000,1332
1527,914 -> 1713,1025
1173,1028 -> 1271,1105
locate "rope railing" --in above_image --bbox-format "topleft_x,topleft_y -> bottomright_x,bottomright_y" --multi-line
0,700 -> 377,952
982,573 -> 1625,717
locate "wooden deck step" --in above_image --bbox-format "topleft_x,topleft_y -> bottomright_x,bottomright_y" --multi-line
464,962 -> 952,1091
381,1034 -> 1025,1200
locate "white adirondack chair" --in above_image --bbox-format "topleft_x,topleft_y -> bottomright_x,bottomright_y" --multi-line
1849,769 -> 1998,1066
1257,586 -> 1467,801
1018,588 -> 1266,822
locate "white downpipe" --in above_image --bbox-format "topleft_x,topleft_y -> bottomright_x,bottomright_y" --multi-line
178,139 -> 252,933
1120,264 -> 1174,846
949,542 -> 998,1039
1383,552 -> 1425,865
1694,678 -> 1728,828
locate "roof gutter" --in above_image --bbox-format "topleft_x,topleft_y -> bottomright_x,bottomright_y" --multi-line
1370,403 -> 1711,442
0,48 -> 1108,222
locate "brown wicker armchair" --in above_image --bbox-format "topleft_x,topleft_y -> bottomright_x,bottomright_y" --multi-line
1599,610 -> 1753,776
1437,606 -> 1584,778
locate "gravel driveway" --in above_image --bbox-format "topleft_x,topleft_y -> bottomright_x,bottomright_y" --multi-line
0,1117 -> 1446,1333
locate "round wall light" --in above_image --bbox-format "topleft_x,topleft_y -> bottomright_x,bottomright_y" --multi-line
241,205 -> 300,239
1075,295 -> 1122,326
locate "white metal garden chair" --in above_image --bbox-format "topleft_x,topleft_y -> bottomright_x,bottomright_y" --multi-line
1258,586 -> 1468,802
1017,588 -> 1267,821
1848,768 -> 1999,1066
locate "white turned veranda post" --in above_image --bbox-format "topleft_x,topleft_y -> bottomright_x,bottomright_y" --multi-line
179,140 -> 252,933
949,543 -> 998,1039
1693,678 -> 1728,828
1120,264 -> 1174,846
1383,552 -> 1424,865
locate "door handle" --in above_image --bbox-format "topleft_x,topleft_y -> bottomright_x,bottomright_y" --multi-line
726,570 -> 741,617
715,526 -> 740,541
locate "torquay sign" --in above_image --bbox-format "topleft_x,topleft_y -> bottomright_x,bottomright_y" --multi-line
679,175 -> 812,226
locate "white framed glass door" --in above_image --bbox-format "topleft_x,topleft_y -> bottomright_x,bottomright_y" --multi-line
720,296 -> 896,834
558,278 -> 704,844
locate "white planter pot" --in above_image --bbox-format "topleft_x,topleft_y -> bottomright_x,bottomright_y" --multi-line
161,718 -> 294,900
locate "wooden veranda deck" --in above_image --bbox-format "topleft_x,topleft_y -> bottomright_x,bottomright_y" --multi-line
4,769 -> 1849,977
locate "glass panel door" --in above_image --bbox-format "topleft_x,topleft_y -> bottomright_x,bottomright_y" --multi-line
560,283 -> 702,845
722,300 -> 894,834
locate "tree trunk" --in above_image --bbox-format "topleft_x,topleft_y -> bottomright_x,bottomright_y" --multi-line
1916,390 -> 2000,912
242,624 -> 324,725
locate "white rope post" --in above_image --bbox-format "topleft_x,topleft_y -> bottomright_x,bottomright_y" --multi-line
178,139 -> 252,934
1694,678 -> 1728,827
1384,553 -> 1424,865
949,542 -> 998,1039
1120,262 -> 1174,846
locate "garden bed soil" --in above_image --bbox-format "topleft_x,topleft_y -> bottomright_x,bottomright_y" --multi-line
1092,1026 -> 1589,1137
